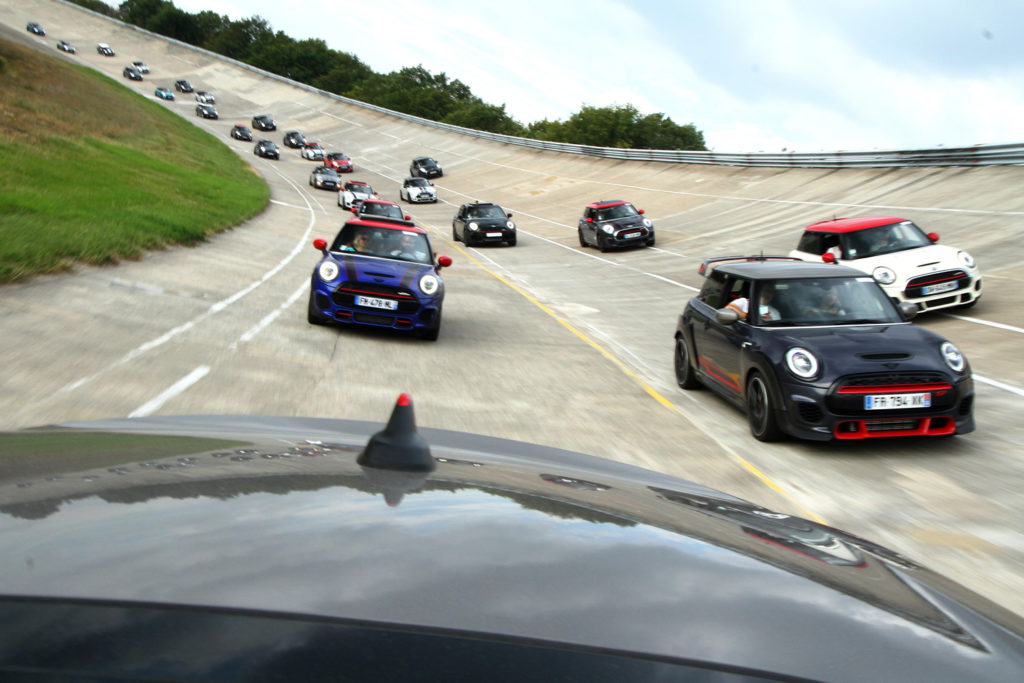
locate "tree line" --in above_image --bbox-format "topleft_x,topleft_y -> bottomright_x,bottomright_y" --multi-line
72,0 -> 706,150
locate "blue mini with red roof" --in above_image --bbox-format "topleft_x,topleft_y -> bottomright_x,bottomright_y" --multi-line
308,217 -> 451,340
578,200 -> 655,251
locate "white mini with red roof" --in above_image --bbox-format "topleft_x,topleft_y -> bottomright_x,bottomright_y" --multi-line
789,216 -> 982,313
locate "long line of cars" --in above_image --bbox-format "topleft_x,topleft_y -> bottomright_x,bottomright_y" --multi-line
11,26 -> 1016,681
123,49 -> 982,437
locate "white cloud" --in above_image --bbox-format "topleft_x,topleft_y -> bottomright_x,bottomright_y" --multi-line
167,0 -> 1024,151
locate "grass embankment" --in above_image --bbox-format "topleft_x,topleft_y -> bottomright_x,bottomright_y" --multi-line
0,38 -> 269,283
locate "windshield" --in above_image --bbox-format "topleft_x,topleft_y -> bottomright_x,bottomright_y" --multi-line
597,204 -> 638,221
467,205 -> 506,219
319,168 -> 339,178
418,158 -> 437,168
842,221 -> 932,259
328,153 -> 349,161
361,204 -> 402,219
408,178 -> 429,187
329,226 -> 432,264
346,183 -> 372,194
751,277 -> 902,326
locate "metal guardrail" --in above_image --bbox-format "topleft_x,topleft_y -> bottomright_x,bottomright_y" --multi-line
64,1 -> 1024,169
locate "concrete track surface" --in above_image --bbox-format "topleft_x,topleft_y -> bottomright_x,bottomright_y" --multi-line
4,1 -> 1024,617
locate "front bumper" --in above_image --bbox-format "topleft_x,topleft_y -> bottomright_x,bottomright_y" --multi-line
604,225 -> 654,248
888,272 -> 983,312
310,280 -> 441,333
774,371 -> 975,441
407,193 -> 437,203
464,227 -> 515,245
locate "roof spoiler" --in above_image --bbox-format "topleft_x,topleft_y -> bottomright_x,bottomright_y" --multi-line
697,255 -> 804,276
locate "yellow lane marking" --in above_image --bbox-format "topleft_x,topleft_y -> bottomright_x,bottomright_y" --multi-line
444,239 -> 828,525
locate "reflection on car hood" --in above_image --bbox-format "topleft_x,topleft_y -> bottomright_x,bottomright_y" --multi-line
1,415 -> 1022,679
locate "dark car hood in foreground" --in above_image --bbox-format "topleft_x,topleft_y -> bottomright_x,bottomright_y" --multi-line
1,415 -> 1022,680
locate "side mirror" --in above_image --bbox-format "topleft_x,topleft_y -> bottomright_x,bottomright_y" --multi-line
585,217 -> 594,224
927,232 -> 939,243
898,301 -> 919,320
822,252 -> 836,263
715,307 -> 740,325
436,255 -> 452,268
507,213 -> 513,218
313,238 -> 328,254
638,208 -> 645,215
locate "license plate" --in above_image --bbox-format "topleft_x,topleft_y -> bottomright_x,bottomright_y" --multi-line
356,296 -> 397,311
864,393 -> 931,410
623,231 -> 641,238
922,281 -> 958,296
486,232 -> 502,237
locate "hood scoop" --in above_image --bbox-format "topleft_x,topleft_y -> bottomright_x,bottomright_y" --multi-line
859,353 -> 912,361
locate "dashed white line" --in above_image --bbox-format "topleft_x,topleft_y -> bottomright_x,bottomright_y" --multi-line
129,365 -> 210,417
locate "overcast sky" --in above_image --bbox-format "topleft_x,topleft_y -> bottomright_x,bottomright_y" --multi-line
165,0 -> 1024,153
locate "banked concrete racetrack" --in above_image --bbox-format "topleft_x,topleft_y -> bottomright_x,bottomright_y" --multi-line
4,0 -> 1024,617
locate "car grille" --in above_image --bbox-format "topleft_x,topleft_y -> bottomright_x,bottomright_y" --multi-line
903,269 -> 969,298
826,372 -> 955,416
332,282 -> 420,314
613,226 -> 651,242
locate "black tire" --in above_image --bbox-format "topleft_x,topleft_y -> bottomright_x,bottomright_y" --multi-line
421,310 -> 441,341
598,234 -> 611,253
307,294 -> 328,326
452,225 -> 460,242
578,229 -> 587,248
647,235 -> 656,247
506,235 -> 516,246
746,372 -> 783,442
674,337 -> 701,389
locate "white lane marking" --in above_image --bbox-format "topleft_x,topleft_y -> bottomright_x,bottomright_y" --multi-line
58,169 -> 316,395
943,313 -> 1024,335
230,281 -> 309,349
974,375 -> 1024,397
129,365 -> 210,417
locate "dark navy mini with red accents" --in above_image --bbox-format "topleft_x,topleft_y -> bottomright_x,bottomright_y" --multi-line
674,256 -> 975,442
308,218 -> 451,340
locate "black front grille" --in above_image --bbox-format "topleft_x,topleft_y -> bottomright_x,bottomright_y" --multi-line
839,372 -> 947,388
865,419 -> 920,433
332,282 -> 420,314
827,372 -> 955,416
353,313 -> 395,325
904,269 -> 968,298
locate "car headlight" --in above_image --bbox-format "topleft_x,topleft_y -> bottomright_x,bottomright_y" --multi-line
941,341 -> 966,372
601,224 -> 614,234
958,250 -> 975,268
785,347 -> 819,379
317,261 -> 339,282
419,274 -> 440,295
506,221 -> 515,230
872,266 -> 897,285
468,222 -> 479,231
643,218 -> 653,227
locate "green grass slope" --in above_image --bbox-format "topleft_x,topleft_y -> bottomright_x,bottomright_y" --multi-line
0,38 -> 269,283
